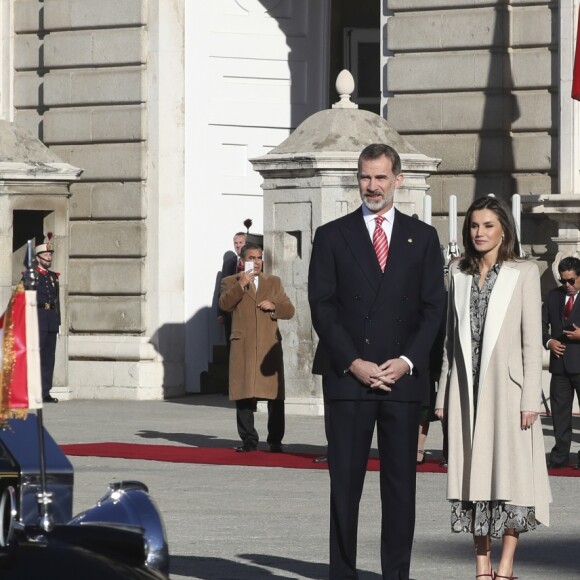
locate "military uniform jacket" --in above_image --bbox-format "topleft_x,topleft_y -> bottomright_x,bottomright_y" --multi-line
35,267 -> 61,333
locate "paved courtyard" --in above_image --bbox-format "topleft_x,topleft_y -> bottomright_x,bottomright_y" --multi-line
42,395 -> 579,580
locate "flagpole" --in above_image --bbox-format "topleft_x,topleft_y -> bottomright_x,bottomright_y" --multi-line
23,240 -> 53,532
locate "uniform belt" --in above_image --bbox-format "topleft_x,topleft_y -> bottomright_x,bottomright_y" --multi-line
38,303 -> 55,310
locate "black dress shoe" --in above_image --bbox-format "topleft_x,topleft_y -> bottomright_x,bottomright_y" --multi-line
235,443 -> 257,453
43,395 -> 59,403
268,443 -> 283,453
312,455 -> 328,463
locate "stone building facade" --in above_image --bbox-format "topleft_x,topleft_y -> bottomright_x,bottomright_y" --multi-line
1,0 -> 578,402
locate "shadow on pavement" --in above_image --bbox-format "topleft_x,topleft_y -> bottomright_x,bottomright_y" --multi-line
163,394 -> 234,409
169,553 -> 384,579
135,429 -> 329,456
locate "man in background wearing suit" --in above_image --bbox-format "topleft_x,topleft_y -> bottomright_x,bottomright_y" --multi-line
308,143 -> 445,580
218,232 -> 247,346
542,255 -> 580,469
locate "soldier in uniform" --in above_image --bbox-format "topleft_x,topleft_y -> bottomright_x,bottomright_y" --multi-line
34,237 -> 61,403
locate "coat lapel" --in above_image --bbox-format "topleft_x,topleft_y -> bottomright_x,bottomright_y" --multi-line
478,264 -> 520,400
453,270 -> 475,434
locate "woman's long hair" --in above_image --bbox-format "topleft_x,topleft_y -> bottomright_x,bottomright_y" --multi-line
460,196 -> 521,275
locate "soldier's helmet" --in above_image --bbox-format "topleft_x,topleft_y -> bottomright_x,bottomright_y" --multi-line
35,233 -> 54,254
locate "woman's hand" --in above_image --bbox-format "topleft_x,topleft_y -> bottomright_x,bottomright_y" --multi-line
521,411 -> 538,430
435,408 -> 445,421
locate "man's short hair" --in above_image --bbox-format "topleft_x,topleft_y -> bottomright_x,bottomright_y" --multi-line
358,143 -> 401,175
240,243 -> 262,259
234,232 -> 246,238
558,256 -> 580,275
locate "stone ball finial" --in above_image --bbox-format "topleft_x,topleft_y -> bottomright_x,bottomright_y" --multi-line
332,69 -> 358,109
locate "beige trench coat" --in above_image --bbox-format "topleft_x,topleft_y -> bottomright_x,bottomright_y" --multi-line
436,260 -> 551,526
219,273 -> 295,401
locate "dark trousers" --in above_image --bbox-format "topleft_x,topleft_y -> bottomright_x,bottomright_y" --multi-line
235,398 -> 285,447
549,372 -> 580,465
327,399 -> 420,580
39,330 -> 57,397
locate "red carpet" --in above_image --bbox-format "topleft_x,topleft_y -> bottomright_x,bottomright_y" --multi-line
59,443 -> 579,476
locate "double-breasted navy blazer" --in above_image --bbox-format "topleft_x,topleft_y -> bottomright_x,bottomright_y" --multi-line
308,207 -> 445,402
542,286 -> 580,374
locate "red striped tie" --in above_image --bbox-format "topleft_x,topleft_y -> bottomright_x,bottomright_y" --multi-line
564,295 -> 575,321
373,215 -> 389,272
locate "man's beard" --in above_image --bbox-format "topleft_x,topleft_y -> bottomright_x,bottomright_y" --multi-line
362,197 -> 387,211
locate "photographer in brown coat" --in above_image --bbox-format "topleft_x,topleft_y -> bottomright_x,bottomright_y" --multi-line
219,243 -> 294,453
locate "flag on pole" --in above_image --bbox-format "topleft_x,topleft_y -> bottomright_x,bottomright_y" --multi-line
0,283 -> 43,422
573,12 -> 580,100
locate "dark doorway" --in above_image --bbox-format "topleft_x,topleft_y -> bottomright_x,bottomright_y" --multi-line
12,210 -> 52,285
329,0 -> 380,114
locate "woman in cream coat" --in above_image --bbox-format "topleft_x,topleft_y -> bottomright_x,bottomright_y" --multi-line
435,197 -> 551,580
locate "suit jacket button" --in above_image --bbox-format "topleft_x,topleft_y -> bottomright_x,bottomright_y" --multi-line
365,339 -> 370,344
395,340 -> 400,345
355,295 -> 362,301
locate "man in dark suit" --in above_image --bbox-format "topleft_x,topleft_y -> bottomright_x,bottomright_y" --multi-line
218,232 -> 247,345
308,144 -> 445,580
542,255 -> 580,469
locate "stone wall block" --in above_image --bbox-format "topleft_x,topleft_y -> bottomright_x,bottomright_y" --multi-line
512,134 -> 552,172
43,67 -> 146,106
387,9 -> 498,51
389,91 -> 553,135
427,175 -> 510,208
68,296 -> 145,332
43,29 -> 145,68
13,72 -> 42,107
387,52 -> 503,92
43,105 -> 146,144
70,182 -> 146,219
404,134 -> 480,173
512,7 -> 553,47
13,109 -> 42,136
13,34 -> 42,70
512,174 -> 553,196
68,259 -> 144,294
68,360 -> 113,388
70,221 -> 145,257
511,91 -> 553,131
14,0 -> 41,33
386,95 -> 443,133
49,143 -> 146,180
43,0 -> 146,30
511,48 -> 553,89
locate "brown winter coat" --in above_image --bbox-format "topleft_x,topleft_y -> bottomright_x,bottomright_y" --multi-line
436,260 -> 551,526
219,273 -> 294,401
